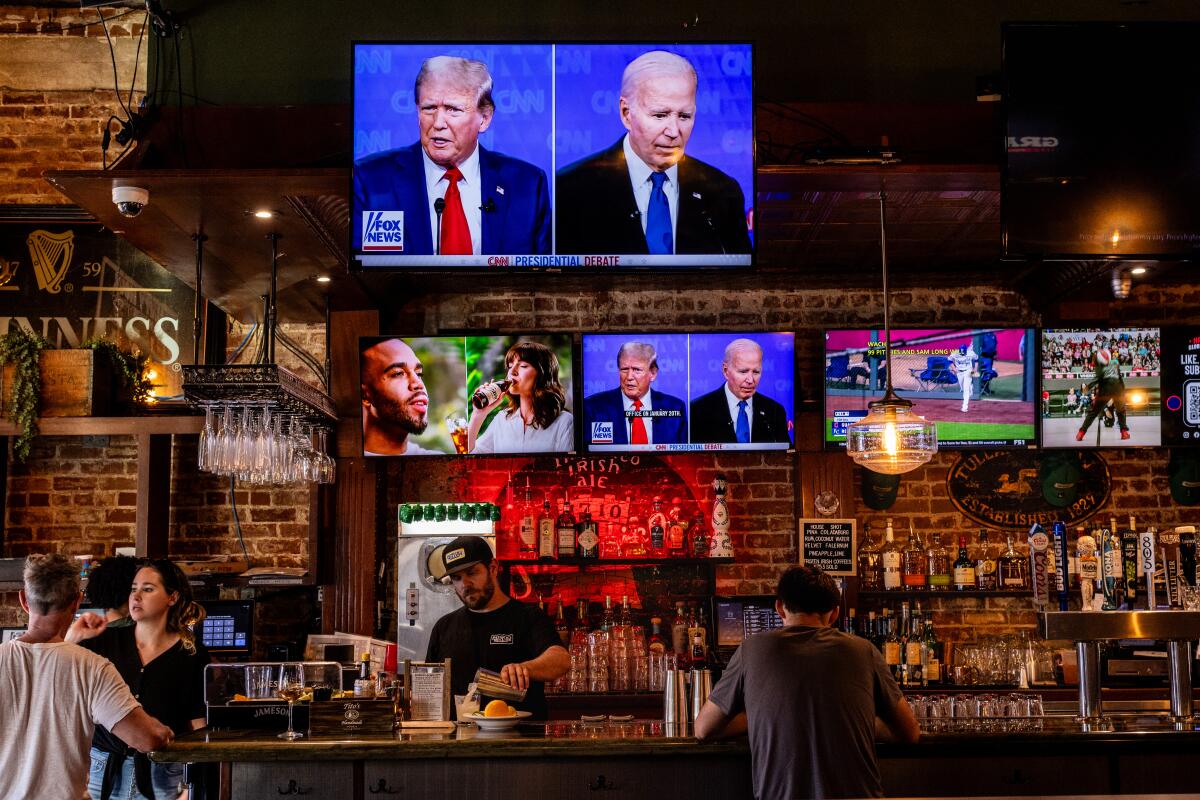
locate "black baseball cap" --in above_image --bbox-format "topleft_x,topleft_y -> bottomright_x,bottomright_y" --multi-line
438,536 -> 494,576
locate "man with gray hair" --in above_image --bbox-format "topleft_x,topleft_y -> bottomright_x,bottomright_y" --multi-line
556,50 -> 751,256
354,55 -> 551,256
583,340 -> 687,446
0,554 -> 172,800
690,338 -> 792,445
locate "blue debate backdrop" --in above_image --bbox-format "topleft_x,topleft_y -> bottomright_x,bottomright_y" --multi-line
581,334 -> 691,402
553,43 -> 754,218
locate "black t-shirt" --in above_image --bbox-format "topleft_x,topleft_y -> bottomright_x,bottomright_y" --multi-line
425,599 -> 560,719
81,625 -> 211,752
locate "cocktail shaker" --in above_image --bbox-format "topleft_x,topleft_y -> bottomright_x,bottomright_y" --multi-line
689,668 -> 713,723
663,669 -> 690,726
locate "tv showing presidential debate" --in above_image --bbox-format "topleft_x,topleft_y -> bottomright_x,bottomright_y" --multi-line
352,42 -> 753,270
360,334 -> 575,457
580,332 -> 794,452
824,328 -> 1037,450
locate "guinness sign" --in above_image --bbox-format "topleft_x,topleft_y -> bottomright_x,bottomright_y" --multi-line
947,450 -> 1110,530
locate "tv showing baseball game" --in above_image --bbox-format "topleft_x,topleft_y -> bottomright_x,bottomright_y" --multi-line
581,332 -> 794,452
1040,328 -> 1161,448
824,328 -> 1037,449
351,42 -> 753,270
359,334 -> 575,457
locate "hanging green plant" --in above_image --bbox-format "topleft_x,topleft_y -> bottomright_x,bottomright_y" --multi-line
0,329 -> 50,463
81,338 -> 152,407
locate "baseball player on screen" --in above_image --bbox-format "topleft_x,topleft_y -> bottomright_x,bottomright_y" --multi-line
950,343 -> 978,413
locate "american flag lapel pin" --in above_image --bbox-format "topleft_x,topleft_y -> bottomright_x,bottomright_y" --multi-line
496,185 -> 505,195
692,191 -> 702,199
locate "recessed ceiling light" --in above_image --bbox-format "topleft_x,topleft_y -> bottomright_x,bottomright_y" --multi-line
1131,266 -> 1147,275
253,210 -> 274,219
316,275 -> 332,283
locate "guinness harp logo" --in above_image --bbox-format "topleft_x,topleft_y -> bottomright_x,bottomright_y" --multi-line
0,258 -> 16,287
26,229 -> 74,293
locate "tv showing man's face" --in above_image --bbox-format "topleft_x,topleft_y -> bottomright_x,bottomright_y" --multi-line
724,346 -> 763,400
619,352 -> 657,401
417,75 -> 493,169
620,72 -> 696,171
362,339 -> 430,435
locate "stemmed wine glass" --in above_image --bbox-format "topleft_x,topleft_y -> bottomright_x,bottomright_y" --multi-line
277,662 -> 306,740
197,404 -> 217,471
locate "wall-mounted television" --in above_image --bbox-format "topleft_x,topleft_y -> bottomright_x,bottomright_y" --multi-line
360,334 -> 575,457
1161,327 -> 1200,446
1040,328 -> 1161,448
351,42 -> 753,270
580,332 -> 794,452
824,328 -> 1037,449
1003,23 -> 1200,259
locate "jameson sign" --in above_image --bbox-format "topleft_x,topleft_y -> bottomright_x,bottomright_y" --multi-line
0,223 -> 195,397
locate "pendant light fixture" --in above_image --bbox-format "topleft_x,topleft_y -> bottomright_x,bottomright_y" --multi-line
845,191 -> 938,474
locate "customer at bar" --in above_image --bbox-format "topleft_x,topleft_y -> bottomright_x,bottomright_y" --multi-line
84,554 -> 141,628
425,536 -> 569,718
695,565 -> 919,800
69,558 -> 211,800
0,554 -> 171,800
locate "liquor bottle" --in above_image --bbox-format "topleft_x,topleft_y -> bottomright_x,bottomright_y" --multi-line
471,379 -> 512,409
921,620 -> 942,685
517,483 -> 537,558
881,519 -> 903,590
556,501 -> 578,558
689,606 -> 709,668
621,515 -> 647,558
897,602 -> 912,684
927,532 -> 952,590
865,610 -> 879,651
648,497 -> 667,557
975,529 -> 999,590
666,498 -> 686,556
708,474 -> 734,558
619,595 -> 633,628
601,595 -> 615,632
690,511 -> 708,558
576,511 -> 600,559
902,523 -> 928,590
670,602 -> 689,655
858,523 -> 882,590
648,617 -> 667,655
953,535 -> 977,590
997,533 -> 1030,589
537,499 -> 556,560
555,601 -> 570,646
883,613 -> 902,680
904,607 -> 924,687
575,598 -> 591,632
844,608 -> 857,635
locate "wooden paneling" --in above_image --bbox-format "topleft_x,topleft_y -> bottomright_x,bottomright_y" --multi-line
796,451 -> 856,519
324,456 -> 376,635
136,433 -> 172,558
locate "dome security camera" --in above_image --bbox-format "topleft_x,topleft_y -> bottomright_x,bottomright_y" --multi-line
112,186 -> 149,218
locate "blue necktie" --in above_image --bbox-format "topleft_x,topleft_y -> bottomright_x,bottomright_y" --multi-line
645,172 -> 673,254
736,400 -> 750,443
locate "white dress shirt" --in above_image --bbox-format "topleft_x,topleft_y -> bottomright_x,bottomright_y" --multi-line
623,389 -> 654,445
724,384 -> 753,439
422,145 -> 483,255
473,410 -> 575,454
623,135 -> 680,243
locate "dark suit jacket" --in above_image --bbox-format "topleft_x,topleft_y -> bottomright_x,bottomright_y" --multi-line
582,388 -> 687,446
689,387 -> 791,445
555,139 -> 751,256
353,143 -> 551,255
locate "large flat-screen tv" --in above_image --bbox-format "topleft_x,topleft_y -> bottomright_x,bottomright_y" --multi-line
360,334 -> 575,456
1161,327 -> 1200,446
580,332 -> 794,452
1003,23 -> 1200,258
824,328 -> 1037,449
1040,328 -> 1161,448
352,42 -> 754,270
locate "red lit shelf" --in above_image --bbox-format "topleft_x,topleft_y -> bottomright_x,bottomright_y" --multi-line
500,557 -> 734,568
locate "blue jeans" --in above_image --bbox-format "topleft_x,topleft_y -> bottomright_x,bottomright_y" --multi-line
87,747 -> 184,800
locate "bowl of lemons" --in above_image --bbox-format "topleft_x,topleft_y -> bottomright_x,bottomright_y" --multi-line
468,700 -> 531,731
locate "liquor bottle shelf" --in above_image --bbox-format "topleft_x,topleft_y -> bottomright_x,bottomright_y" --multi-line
500,557 -> 734,568
856,589 -> 1031,598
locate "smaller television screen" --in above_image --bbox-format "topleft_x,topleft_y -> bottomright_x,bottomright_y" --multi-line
360,334 -> 575,457
0,627 -> 22,644
581,332 -> 794,452
1161,328 -> 1200,446
1040,328 -> 1161,448
197,600 -> 254,655
825,328 -> 1037,449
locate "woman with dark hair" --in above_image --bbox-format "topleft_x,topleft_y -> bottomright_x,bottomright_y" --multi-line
84,555 -> 141,627
468,341 -> 574,454
68,559 -> 210,799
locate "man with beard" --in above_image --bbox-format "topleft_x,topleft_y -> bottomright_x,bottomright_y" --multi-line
424,536 -> 569,719
360,337 -> 445,455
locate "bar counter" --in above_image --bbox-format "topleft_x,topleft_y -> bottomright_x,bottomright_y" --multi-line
154,716 -> 1200,800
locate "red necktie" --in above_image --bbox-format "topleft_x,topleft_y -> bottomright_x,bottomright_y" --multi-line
630,399 -> 648,445
440,167 -> 471,255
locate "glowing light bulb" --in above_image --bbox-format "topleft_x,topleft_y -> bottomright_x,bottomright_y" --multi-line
1131,266 -> 1147,275
254,210 -> 274,219
145,369 -> 158,381
1111,229 -> 1121,246
882,421 -> 899,456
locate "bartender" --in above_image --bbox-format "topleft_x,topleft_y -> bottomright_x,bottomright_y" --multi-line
425,536 -> 569,719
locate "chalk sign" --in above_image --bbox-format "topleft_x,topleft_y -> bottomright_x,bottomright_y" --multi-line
799,519 -> 856,576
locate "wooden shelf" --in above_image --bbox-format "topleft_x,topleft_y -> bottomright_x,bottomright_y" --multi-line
501,557 -> 734,568
857,589 -> 1031,598
0,415 -> 204,437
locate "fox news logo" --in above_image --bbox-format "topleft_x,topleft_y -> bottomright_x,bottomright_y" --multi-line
590,421 -> 613,444
362,211 -> 404,251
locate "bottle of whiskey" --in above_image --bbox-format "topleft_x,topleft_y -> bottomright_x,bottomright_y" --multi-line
670,601 -> 689,655
904,606 -> 924,687
858,523 -> 882,590
921,619 -> 942,685
601,595 -> 615,632
666,498 -> 687,556
517,483 -> 537,558
883,613 -> 902,680
690,511 -> 708,557
648,617 -> 667,655
902,523 -> 928,590
881,519 -> 903,591
975,529 -> 999,590
927,532 -> 952,590
953,535 -> 977,590
556,501 -> 578,558
648,497 -> 667,557
555,601 -> 570,646
997,532 -> 1030,589
576,511 -> 599,559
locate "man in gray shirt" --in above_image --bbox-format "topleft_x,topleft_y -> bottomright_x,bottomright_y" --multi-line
695,565 -> 919,799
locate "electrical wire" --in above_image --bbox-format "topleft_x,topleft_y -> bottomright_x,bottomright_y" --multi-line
126,11 -> 148,112
96,7 -> 131,118
226,321 -> 258,364
228,476 -> 251,564
54,7 -> 139,31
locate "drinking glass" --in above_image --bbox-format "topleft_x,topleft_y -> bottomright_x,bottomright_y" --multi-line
277,662 -> 305,740
445,414 -> 469,455
198,405 -> 217,471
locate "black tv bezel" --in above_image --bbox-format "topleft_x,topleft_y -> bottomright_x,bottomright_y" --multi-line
821,326 -> 1039,452
358,332 -> 581,459
348,39 -> 757,274
578,329 -> 798,455
1001,21 -> 1200,262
